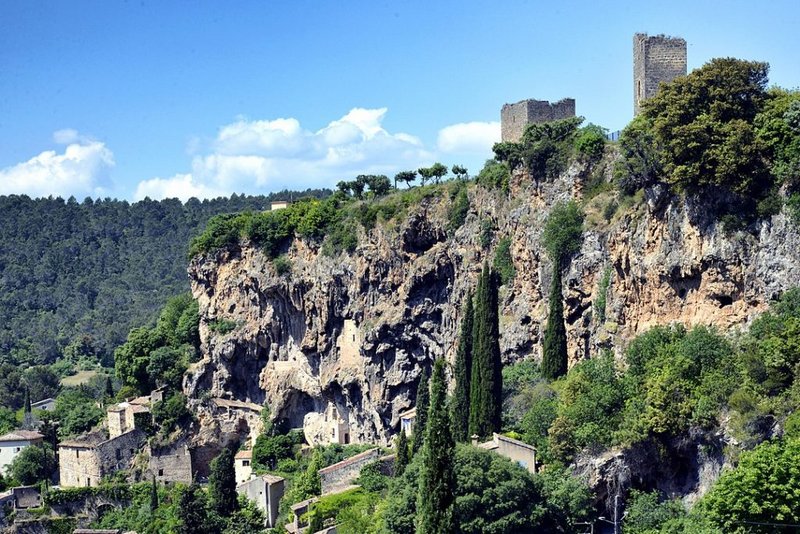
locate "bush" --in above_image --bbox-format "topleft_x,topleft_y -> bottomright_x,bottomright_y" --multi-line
492,237 -> 515,285
574,123 -> 607,163
594,266 -> 612,323
520,117 -> 583,181
542,201 -> 584,266
479,219 -> 495,249
273,255 -> 292,276
209,319 -> 238,335
446,182 -> 470,234
476,160 -> 510,192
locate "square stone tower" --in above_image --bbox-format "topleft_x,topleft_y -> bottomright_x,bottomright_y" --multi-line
633,33 -> 687,116
500,98 -> 576,143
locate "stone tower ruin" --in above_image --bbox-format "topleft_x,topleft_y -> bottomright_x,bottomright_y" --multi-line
500,98 -> 576,143
633,33 -> 687,116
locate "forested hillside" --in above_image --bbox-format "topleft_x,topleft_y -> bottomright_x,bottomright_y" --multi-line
0,190 -> 330,367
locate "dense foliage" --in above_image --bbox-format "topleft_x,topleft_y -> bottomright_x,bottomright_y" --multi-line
616,58 -> 800,221
451,293 -> 474,443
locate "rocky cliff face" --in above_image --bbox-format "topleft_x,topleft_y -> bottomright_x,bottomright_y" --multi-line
183,163 -> 800,452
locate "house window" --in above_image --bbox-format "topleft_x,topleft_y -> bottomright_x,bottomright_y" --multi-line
14,447 -> 21,453
344,433 -> 350,444
352,334 -> 355,342
115,449 -> 122,460
86,478 -> 91,487
76,450 -> 80,458
243,460 -> 250,467
159,469 -> 164,477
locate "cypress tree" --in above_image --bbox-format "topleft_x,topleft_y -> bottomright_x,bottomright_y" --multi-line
208,447 -> 238,517
178,484 -> 209,534
542,266 -> 568,380
417,359 -> 455,534
395,429 -> 410,476
412,371 -> 430,454
451,293 -> 474,442
22,388 -> 33,430
150,475 -> 159,512
469,262 -> 502,439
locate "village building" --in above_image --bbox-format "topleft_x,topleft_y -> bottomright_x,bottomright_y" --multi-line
398,408 -> 416,437
58,429 -> 146,487
147,442 -> 193,484
11,486 -> 42,509
234,449 -> 253,484
236,473 -> 285,528
0,430 -> 44,476
270,200 -> 290,211
286,496 -> 317,534
474,433 -> 537,474
31,398 -> 56,412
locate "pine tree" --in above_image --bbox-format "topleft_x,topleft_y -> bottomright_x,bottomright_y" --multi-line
451,293 -> 474,442
417,359 -> 455,534
105,376 -> 114,400
542,266 -> 568,380
412,371 -> 430,454
395,429 -> 410,476
208,447 -> 238,517
468,262 -> 502,439
150,475 -> 159,512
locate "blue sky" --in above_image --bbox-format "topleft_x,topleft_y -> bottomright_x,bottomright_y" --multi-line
1,0 -> 798,201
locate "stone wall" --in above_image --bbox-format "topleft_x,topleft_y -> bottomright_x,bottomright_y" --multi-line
633,33 -> 687,115
319,448 -> 381,495
501,98 -> 576,142
59,430 -> 145,487
147,443 -> 193,483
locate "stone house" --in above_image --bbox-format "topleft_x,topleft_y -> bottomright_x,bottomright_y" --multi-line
0,430 -> 44,476
234,449 -> 253,484
11,485 -> 42,509
147,442 -> 193,484
236,473 -> 285,528
58,429 -> 146,487
286,496 -> 317,533
475,433 -> 537,474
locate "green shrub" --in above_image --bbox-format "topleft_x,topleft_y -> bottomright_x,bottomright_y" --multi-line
478,219 -> 495,249
574,123 -> 607,163
476,160 -> 510,192
492,237 -> 515,285
446,182 -> 469,234
208,319 -> 238,335
542,201 -> 585,265
594,266 -> 612,323
273,255 -> 292,276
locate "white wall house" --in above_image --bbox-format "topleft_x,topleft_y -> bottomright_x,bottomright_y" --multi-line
0,431 -> 44,476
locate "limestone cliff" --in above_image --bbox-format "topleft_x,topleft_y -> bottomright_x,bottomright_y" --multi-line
183,163 -> 800,451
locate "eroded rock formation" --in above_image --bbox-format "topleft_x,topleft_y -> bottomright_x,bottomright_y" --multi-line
184,163 -> 800,453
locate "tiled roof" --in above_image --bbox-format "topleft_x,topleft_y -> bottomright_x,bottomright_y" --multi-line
59,430 -> 108,448
0,430 -> 44,442
318,448 -> 379,475
234,450 -> 252,460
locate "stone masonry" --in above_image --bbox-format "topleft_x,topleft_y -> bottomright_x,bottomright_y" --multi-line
500,98 -> 576,142
58,429 -> 146,487
147,442 -> 193,484
319,447 -> 381,495
633,33 -> 687,115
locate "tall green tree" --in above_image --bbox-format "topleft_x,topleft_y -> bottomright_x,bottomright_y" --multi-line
542,267 -> 568,380
412,371 -> 430,454
469,262 -> 502,438
451,293 -> 474,442
208,447 -> 238,517
395,429 -> 410,477
150,476 -> 159,512
417,359 -> 455,534
178,484 -> 211,534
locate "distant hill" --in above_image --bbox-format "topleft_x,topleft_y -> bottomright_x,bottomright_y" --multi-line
0,189 -> 331,366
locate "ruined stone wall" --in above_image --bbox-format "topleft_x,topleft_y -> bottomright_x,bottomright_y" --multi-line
147,443 -> 193,483
500,98 -> 576,142
319,448 -> 381,495
59,430 -> 145,487
633,33 -> 687,115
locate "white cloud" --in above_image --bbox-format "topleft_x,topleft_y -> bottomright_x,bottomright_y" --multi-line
135,108 -> 436,200
134,173 -> 226,202
437,121 -> 500,154
0,135 -> 114,198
